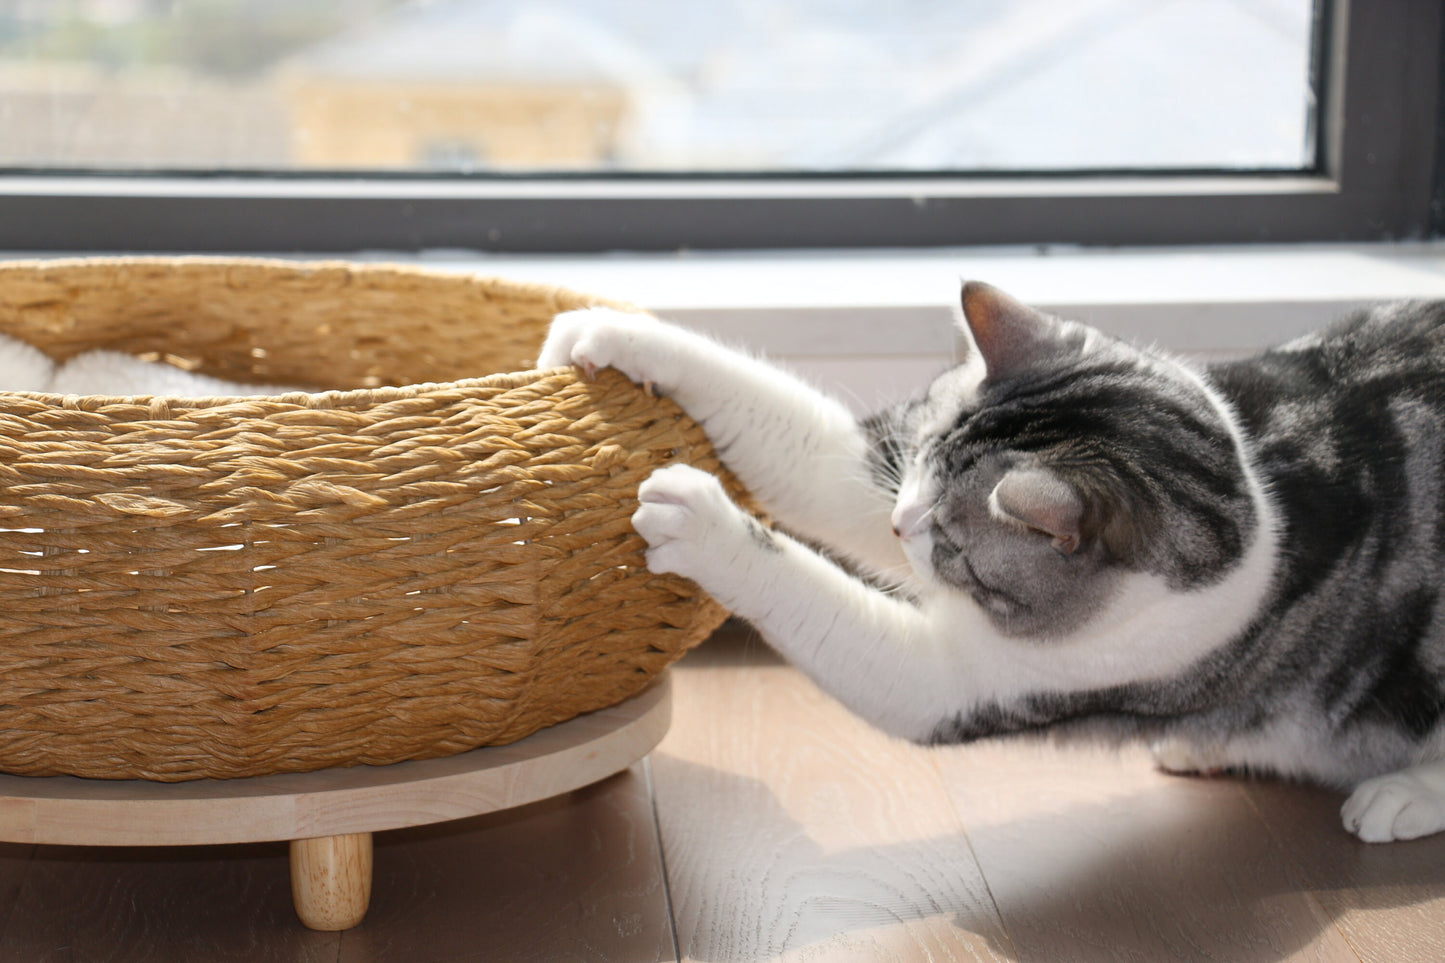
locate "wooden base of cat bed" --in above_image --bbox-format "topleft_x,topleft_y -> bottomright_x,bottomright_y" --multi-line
0,674 -> 671,931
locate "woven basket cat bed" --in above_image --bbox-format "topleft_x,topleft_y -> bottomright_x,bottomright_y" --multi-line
0,256 -> 738,782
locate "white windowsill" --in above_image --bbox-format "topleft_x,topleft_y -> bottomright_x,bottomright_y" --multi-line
379,240 -> 1445,357
11,241 -> 1445,412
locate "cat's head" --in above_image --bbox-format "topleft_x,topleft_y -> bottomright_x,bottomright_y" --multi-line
891,282 -> 1258,638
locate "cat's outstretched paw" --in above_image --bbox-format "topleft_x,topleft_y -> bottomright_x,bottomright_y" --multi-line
537,307 -> 670,392
633,464 -> 764,589
1342,766 -> 1445,842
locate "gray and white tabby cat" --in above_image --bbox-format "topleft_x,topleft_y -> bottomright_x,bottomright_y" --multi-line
539,282 -> 1445,843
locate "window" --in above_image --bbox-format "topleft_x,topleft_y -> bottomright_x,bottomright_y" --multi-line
0,0 -> 1438,251
4,0 -> 1318,174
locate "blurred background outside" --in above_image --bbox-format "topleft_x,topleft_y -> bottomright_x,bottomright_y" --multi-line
0,0 -> 1317,175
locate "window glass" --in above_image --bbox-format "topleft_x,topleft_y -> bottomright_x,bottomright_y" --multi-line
0,0 -> 1318,174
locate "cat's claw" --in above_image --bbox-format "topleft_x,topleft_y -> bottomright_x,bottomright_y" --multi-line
537,307 -> 669,390
1342,768 -> 1445,842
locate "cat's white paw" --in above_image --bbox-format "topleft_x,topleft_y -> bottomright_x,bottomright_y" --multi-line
1342,768 -> 1445,842
537,308 -> 670,390
633,464 -> 764,587
1150,738 -> 1231,777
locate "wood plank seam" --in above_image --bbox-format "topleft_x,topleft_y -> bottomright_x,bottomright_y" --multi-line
925,752 -> 1020,959
642,756 -> 684,963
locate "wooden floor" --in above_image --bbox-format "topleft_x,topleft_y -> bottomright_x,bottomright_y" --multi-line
2,622 -> 1444,961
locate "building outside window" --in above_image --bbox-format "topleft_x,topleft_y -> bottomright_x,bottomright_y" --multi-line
0,0 -> 1436,251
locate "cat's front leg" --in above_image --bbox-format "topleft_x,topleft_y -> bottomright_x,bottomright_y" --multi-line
634,463 -> 951,740
1342,760 -> 1445,842
542,308 -> 904,575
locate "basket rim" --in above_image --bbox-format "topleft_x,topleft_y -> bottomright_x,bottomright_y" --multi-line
0,254 -> 637,408
0,253 -> 589,302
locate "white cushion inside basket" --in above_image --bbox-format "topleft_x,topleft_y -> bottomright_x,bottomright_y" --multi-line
0,332 -> 299,397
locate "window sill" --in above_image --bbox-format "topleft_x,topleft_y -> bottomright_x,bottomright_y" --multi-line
8,240 -> 1445,411
380,240 -> 1445,358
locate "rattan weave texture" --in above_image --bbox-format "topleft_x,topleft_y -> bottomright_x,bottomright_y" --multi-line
0,257 -> 735,781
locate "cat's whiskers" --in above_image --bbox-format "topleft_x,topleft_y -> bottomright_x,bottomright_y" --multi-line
828,452 -> 905,499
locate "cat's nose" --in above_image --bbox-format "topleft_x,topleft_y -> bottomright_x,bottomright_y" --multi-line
891,501 -> 930,539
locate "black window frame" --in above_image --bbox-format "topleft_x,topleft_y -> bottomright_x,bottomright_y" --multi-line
0,0 -> 1438,253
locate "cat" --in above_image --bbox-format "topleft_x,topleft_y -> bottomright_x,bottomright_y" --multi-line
539,282 -> 1445,844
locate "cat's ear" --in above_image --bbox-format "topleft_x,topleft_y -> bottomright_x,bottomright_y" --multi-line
990,468 -> 1084,554
958,281 -> 1059,381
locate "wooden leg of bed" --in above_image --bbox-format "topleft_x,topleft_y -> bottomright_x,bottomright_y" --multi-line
290,832 -> 373,931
